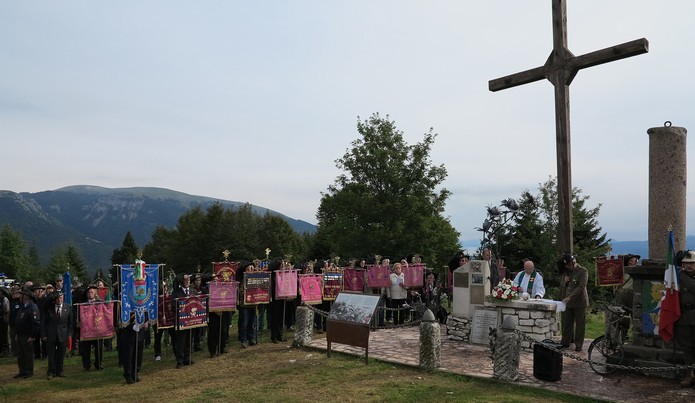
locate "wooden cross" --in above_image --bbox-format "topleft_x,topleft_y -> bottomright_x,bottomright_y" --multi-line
489,0 -> 648,254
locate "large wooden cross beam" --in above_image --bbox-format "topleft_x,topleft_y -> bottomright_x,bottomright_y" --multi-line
489,0 -> 648,254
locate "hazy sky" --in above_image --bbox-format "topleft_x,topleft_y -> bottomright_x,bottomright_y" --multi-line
2,1 -> 694,247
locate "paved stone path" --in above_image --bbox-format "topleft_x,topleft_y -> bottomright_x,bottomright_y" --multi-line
307,325 -> 695,402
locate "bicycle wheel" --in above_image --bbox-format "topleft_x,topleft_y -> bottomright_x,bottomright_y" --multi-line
587,335 -> 624,375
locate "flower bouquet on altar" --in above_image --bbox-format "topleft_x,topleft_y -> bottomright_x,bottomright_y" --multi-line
491,278 -> 519,301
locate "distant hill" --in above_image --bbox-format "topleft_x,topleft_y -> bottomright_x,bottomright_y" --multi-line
0,185 -> 316,272
460,237 -> 695,261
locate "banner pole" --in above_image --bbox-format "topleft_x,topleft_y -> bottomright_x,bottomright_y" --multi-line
218,314 -> 222,355
134,327 -> 139,381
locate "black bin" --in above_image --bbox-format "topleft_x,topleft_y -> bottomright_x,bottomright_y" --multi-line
533,339 -> 563,381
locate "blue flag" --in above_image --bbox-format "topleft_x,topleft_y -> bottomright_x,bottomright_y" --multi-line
62,272 -> 72,305
120,264 -> 159,325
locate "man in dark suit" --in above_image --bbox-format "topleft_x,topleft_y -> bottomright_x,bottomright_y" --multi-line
14,289 -> 40,379
79,284 -> 103,370
42,291 -> 73,379
171,274 -> 194,368
560,254 -> 589,351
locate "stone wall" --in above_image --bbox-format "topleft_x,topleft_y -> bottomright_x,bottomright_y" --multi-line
446,299 -> 559,351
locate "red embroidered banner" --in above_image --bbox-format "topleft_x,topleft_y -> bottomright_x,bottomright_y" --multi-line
275,270 -> 298,299
213,261 -> 239,282
322,271 -> 343,301
367,265 -> 390,288
209,281 -> 237,311
176,295 -> 208,330
79,302 -> 115,341
97,286 -> 109,301
404,264 -> 425,287
158,295 -> 175,328
343,268 -> 364,292
300,274 -> 323,305
243,271 -> 271,305
595,256 -> 624,286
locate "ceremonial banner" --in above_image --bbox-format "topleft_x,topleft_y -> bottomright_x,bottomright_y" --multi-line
79,302 -> 115,341
120,263 -> 159,326
209,281 -> 237,312
62,272 -> 72,305
322,271 -> 343,301
404,263 -> 425,287
366,265 -> 390,288
158,294 -> 176,328
213,261 -> 239,282
243,271 -> 271,305
343,268 -> 365,292
176,294 -> 208,330
595,256 -> 624,286
97,286 -> 109,301
300,274 -> 323,305
275,270 -> 298,299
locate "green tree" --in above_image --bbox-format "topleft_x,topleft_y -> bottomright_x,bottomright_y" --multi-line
26,245 -> 44,282
493,177 -> 611,301
110,232 -> 140,282
46,245 -> 87,285
258,212 -> 305,261
316,113 -> 460,267
0,224 -> 28,279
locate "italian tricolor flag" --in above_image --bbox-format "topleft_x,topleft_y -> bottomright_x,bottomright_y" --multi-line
658,231 -> 680,342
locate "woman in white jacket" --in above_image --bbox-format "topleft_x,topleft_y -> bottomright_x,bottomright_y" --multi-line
388,263 -> 408,325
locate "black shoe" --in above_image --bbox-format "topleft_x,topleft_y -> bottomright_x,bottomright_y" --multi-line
575,347 -> 582,352
220,349 -> 228,354
47,374 -> 54,380
13,373 -> 24,379
194,345 -> 202,352
83,367 -> 90,372
126,378 -> 135,384
176,363 -> 183,369
57,372 -> 67,378
135,377 -> 141,382
23,373 -> 33,379
271,339 -> 279,344
249,341 -> 257,346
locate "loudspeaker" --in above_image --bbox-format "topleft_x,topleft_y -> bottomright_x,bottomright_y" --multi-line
533,339 -> 563,381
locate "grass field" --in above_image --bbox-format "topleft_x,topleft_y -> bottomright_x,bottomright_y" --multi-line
0,322 -> 608,403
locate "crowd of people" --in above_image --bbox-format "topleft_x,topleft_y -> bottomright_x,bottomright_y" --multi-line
2,248 -> 694,388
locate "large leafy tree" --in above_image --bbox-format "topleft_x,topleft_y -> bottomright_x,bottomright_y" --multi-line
315,113 -> 460,267
110,231 -> 140,283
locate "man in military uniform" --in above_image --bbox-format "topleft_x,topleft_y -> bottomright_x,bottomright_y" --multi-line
560,254 -> 589,351
676,251 -> 695,388
14,289 -> 40,379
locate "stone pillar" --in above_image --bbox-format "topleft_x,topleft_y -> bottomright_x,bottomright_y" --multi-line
492,316 -> 521,381
293,305 -> 314,347
419,309 -> 441,369
648,123 -> 687,259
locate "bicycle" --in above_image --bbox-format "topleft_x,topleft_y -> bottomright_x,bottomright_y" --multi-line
587,304 -> 632,375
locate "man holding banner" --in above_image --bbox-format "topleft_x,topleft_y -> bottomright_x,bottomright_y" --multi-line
172,274 -> 194,368
79,285 -> 103,371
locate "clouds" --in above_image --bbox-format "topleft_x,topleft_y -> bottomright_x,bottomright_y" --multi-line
1,1 -> 693,244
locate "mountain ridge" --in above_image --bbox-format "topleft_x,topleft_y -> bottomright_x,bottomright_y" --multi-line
0,185 -> 316,272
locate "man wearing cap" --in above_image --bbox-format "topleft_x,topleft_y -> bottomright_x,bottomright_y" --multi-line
676,251 -> 695,387
560,254 -> 589,351
79,284 -> 103,370
14,289 -> 40,379
42,291 -> 73,379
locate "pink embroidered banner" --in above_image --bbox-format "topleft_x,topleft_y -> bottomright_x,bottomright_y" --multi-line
275,270 -> 298,299
176,295 -> 208,330
404,264 -> 425,287
209,281 -> 237,311
300,274 -> 323,305
367,265 -> 390,288
343,268 -> 364,292
158,295 -> 175,328
79,302 -> 115,341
